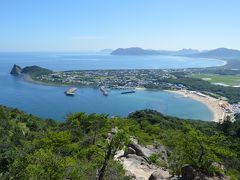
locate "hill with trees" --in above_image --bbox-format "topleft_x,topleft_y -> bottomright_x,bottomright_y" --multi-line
111,47 -> 199,56
190,48 -> 240,59
10,64 -> 53,77
111,47 -> 161,56
0,106 -> 239,179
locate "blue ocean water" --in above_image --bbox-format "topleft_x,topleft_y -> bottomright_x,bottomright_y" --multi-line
0,52 -> 218,121
0,52 -> 224,71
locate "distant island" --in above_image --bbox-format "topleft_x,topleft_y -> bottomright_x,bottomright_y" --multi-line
111,47 -> 240,59
111,47 -> 162,56
111,47 -> 199,56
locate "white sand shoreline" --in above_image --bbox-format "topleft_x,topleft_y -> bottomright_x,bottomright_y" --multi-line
220,59 -> 228,66
167,90 -> 227,122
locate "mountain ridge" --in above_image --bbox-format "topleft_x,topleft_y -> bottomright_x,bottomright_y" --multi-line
111,47 -> 200,56
189,48 -> 240,59
111,47 -> 240,59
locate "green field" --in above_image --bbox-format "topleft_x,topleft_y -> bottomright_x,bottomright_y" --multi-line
189,73 -> 240,86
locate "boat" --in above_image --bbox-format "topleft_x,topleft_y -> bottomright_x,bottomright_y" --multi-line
121,90 -> 136,94
100,86 -> 108,96
65,87 -> 77,96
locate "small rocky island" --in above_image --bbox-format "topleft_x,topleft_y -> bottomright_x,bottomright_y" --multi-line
10,64 -> 53,77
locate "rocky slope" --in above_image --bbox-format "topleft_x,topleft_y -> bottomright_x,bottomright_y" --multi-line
115,138 -> 171,180
115,138 -> 230,180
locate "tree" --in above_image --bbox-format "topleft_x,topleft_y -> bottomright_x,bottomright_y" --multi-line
164,124 -> 234,176
97,127 -> 129,180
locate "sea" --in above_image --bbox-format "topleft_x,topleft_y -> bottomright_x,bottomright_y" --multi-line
0,52 -> 224,121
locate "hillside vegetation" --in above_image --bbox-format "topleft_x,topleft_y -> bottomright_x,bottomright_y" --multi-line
0,106 -> 240,179
21,65 -> 53,77
165,73 -> 240,103
10,64 -> 53,77
189,74 -> 240,86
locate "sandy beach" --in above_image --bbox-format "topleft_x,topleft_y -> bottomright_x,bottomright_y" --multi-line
168,90 -> 227,123
219,59 -> 228,67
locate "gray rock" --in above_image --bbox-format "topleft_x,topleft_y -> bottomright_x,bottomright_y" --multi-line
126,154 -> 149,166
148,171 -> 166,180
125,170 -> 136,179
128,143 -> 146,157
124,147 -> 136,156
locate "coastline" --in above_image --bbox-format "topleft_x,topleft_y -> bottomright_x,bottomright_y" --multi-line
23,75 -> 227,123
21,56 -> 228,88
168,90 -> 226,123
218,59 -> 228,67
22,74 -> 99,88
22,69 -> 229,123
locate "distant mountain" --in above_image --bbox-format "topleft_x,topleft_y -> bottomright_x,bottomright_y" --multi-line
190,48 -> 240,59
111,47 -> 240,59
10,64 -> 53,77
100,49 -> 113,54
111,47 -> 199,56
175,48 -> 200,55
111,47 -> 160,56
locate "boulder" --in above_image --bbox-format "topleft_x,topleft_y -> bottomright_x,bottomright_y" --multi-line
126,154 -> 149,166
124,147 -> 136,156
148,171 -> 166,180
181,165 -> 196,180
115,142 -> 171,180
128,143 -> 146,157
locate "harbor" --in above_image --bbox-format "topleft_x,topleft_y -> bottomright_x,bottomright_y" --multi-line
100,86 -> 108,96
64,86 -> 137,97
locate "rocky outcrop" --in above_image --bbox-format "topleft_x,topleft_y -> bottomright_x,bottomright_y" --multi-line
10,64 -> 22,75
115,138 -> 230,180
124,147 -> 136,156
115,138 -> 171,180
148,171 -> 167,180
128,142 -> 146,157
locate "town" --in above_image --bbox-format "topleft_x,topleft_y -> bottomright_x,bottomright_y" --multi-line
34,69 -> 181,89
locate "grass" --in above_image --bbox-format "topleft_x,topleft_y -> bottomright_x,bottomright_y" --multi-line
189,73 -> 240,86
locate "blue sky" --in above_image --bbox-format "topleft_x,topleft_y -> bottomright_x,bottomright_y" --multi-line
0,0 -> 240,51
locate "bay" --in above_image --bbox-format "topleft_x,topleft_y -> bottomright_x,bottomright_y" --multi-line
0,52 -> 218,121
